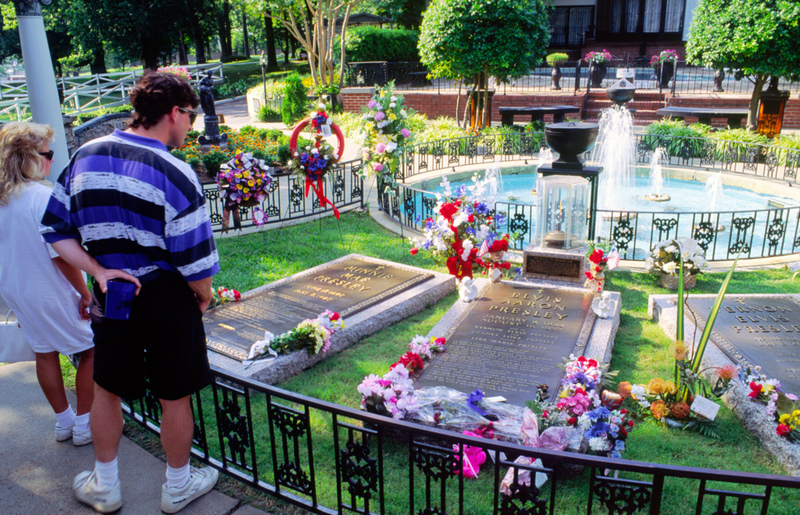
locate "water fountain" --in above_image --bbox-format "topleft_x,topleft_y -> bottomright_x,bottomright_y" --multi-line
644,148 -> 671,202
705,172 -> 724,211
592,79 -> 636,210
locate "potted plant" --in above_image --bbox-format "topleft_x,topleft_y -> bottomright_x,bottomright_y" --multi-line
650,49 -> 679,89
584,49 -> 612,88
546,52 -> 569,90
646,238 -> 709,289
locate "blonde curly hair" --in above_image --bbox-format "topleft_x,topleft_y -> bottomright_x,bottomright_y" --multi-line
0,122 -> 54,206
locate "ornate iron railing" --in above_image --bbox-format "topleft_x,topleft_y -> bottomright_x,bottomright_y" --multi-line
379,134 -> 800,260
202,160 -> 365,233
122,365 -> 800,514
342,60 -> 800,96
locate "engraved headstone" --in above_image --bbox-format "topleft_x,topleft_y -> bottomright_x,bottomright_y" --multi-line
205,257 -> 434,360
416,282 -> 595,406
686,295 -> 800,396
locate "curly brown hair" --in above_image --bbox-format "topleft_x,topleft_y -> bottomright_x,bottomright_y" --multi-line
129,71 -> 199,130
0,122 -> 54,206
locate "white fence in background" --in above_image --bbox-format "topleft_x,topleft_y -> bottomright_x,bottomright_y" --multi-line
0,63 -> 224,122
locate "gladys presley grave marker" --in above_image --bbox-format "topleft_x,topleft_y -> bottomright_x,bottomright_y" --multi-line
416,282 -> 594,406
686,295 -> 800,396
205,257 -> 433,360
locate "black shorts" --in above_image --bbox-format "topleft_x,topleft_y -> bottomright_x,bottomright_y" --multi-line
90,271 -> 212,401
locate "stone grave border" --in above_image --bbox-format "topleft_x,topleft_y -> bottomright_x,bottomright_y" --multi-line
650,293 -> 800,476
208,254 -> 456,384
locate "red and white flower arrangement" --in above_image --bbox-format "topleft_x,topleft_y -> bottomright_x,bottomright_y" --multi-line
584,242 -> 620,293
208,286 -> 242,309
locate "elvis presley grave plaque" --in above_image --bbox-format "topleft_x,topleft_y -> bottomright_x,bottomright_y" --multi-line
416,282 -> 595,406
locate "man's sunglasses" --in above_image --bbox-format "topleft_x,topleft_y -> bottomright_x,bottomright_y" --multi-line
178,107 -> 199,124
38,150 -> 54,161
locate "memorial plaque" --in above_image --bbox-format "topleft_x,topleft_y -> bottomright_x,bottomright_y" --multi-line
205,258 -> 433,360
524,254 -> 582,280
416,283 -> 594,406
686,296 -> 800,396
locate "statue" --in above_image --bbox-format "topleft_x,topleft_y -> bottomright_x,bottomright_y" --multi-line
197,70 -> 227,148
198,71 -> 216,118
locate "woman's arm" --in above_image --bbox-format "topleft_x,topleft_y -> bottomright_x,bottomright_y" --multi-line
52,256 -> 92,320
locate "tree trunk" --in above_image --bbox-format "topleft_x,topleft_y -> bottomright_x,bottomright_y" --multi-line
90,48 -> 107,74
463,85 -> 476,131
264,13 -> 279,71
747,74 -> 768,131
455,79 -> 462,125
218,6 -> 230,61
284,34 -> 290,63
242,9 -> 250,58
178,30 -> 189,65
192,12 -> 207,64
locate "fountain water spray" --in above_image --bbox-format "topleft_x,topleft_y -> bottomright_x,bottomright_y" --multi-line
645,147 -> 670,201
705,171 -> 724,212
592,105 -> 635,209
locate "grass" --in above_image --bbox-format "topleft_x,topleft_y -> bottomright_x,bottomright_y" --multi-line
61,212 -> 800,513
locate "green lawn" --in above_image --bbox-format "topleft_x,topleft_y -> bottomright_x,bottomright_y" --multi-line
194,213 -> 800,514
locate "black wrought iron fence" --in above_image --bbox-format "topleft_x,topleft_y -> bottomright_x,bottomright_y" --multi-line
202,160 -> 364,233
343,60 -> 800,96
122,365 -> 800,514
378,134 -> 800,260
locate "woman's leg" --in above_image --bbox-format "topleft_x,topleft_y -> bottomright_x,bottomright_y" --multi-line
75,348 -> 95,416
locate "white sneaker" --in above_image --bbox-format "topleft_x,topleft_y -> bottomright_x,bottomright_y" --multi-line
73,426 -> 92,446
160,466 -> 219,513
55,422 -> 74,442
73,470 -> 122,513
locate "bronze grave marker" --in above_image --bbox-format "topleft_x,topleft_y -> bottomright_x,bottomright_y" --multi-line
416,282 -> 594,406
205,258 -> 433,360
686,296 -> 800,396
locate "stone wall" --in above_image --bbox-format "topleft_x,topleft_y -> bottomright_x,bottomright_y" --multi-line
65,112 -> 131,154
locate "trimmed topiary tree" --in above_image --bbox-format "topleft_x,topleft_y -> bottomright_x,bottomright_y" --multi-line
419,0 -> 550,131
281,73 -> 308,127
686,0 -> 800,130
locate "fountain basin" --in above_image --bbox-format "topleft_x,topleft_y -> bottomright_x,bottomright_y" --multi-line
606,79 -> 635,106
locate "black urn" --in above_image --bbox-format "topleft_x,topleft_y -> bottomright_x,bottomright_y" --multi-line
606,78 -> 635,106
544,122 -> 600,169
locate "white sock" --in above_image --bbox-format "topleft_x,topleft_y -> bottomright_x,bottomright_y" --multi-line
166,463 -> 190,489
55,407 -> 75,428
94,457 -> 119,487
74,412 -> 90,433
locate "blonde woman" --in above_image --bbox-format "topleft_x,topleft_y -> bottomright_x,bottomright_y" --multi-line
0,122 -> 94,445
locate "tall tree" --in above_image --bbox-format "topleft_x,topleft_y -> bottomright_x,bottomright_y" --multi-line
263,12 -> 279,71
266,0 -> 366,90
217,0 -> 233,60
419,0 -> 551,130
686,0 -> 800,130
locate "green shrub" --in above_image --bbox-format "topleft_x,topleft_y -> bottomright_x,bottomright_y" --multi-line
774,133 -> 800,150
331,111 -> 363,138
281,73 -> 309,127
74,104 -> 133,125
258,106 -> 282,122
338,27 -> 420,62
213,79 -> 250,99
641,119 -> 709,157
414,116 -> 464,145
546,52 -> 569,65
276,135 -> 313,164
201,147 -> 231,176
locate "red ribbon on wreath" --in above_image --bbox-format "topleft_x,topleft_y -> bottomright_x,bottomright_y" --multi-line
289,118 -> 346,220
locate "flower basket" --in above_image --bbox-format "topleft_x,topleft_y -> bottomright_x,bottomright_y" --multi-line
660,272 -> 697,290
216,152 -> 273,210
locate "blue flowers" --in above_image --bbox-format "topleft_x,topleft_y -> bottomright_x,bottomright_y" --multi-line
474,202 -> 489,215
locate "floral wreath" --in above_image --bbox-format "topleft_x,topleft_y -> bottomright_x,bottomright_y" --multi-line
287,103 -> 345,219
216,151 -> 273,211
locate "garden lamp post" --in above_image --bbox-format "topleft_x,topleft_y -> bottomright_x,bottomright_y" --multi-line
1,0 -> 69,178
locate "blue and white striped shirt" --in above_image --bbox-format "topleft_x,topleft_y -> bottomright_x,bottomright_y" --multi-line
41,130 -> 219,282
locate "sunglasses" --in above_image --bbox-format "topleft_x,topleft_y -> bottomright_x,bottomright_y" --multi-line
38,150 -> 54,161
178,107 -> 199,124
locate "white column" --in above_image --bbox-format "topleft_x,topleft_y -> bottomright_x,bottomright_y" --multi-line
18,15 -> 69,180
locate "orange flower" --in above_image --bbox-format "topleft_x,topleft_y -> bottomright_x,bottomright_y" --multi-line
650,400 -> 670,419
672,342 -> 689,361
716,364 -> 735,381
647,378 -> 666,395
670,401 -> 691,420
617,381 -> 632,399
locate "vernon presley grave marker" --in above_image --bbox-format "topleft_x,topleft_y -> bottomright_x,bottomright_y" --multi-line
416,283 -> 594,406
686,295 -> 800,396
205,257 -> 433,360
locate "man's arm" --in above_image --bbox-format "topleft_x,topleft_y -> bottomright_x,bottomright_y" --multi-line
52,256 -> 92,320
50,238 -> 142,295
188,276 -> 214,313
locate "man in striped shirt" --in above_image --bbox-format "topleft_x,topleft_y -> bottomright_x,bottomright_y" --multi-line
41,71 -> 220,514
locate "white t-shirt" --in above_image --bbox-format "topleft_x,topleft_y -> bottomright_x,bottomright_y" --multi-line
0,182 -> 93,354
